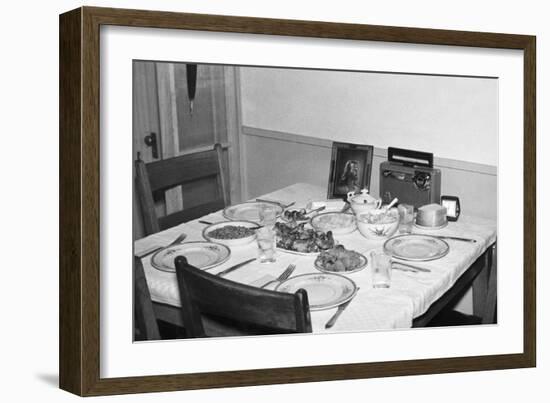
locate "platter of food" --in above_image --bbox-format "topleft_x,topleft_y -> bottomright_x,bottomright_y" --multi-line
314,245 -> 367,274
276,273 -> 357,310
274,221 -> 335,255
281,206 -> 325,223
310,212 -> 356,235
223,201 -> 283,223
281,208 -> 310,223
151,241 -> 231,273
202,220 -> 258,247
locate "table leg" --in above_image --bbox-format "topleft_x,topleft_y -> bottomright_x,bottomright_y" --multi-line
472,243 -> 497,323
482,244 -> 498,324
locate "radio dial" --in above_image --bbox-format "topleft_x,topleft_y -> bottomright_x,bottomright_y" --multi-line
413,172 -> 431,191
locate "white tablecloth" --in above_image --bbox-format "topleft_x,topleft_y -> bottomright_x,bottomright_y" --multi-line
135,183 -> 497,333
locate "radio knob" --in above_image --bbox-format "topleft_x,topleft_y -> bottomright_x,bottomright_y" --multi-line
413,172 -> 431,190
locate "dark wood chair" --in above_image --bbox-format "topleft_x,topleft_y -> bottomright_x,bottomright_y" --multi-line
134,257 -> 161,341
135,143 -> 228,236
174,256 -> 312,338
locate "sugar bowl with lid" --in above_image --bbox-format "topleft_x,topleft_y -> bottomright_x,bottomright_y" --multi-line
346,188 -> 382,216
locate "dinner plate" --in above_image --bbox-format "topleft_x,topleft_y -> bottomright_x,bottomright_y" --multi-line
310,212 -> 356,235
276,273 -> 357,311
314,250 -> 368,274
275,247 -> 320,256
223,201 -> 283,223
383,234 -> 449,261
151,241 -> 231,273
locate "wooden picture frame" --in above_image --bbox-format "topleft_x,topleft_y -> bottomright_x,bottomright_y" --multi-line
59,6 -> 536,396
327,142 -> 374,199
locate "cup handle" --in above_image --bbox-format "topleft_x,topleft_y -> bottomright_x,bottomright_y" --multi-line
375,199 -> 382,209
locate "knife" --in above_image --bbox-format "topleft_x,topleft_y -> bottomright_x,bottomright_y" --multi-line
325,287 -> 360,329
217,258 -> 256,277
392,265 -> 419,273
429,235 -> 477,243
340,202 -> 352,213
256,198 -> 295,209
391,260 -> 431,272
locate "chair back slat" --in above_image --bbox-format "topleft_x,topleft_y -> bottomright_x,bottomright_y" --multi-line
174,256 -> 312,337
135,144 -> 229,236
147,151 -> 220,192
158,199 -> 226,231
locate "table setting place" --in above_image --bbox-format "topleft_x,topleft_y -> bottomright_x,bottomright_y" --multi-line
134,183 -> 497,332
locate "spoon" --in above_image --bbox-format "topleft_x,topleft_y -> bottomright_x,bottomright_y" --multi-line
305,206 -> 326,215
384,197 -> 399,212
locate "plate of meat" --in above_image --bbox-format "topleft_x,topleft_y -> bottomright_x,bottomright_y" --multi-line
274,221 -> 335,255
314,245 -> 367,274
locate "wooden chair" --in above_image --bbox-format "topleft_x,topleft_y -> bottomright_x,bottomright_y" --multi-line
174,256 -> 312,337
134,256 -> 161,341
135,143 -> 228,236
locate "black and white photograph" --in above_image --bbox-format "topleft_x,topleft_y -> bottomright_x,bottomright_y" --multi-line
327,142 -> 373,199
133,61 -> 498,341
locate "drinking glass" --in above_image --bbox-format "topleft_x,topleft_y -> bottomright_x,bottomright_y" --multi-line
256,227 -> 276,263
259,205 -> 278,227
398,203 -> 414,234
370,250 -> 392,288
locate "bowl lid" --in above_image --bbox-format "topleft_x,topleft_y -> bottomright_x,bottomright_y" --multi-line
350,193 -> 378,204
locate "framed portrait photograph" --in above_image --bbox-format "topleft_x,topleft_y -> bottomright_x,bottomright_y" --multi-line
59,6 -> 536,396
327,142 -> 374,199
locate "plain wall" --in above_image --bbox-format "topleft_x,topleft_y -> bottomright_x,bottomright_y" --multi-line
240,67 -> 498,166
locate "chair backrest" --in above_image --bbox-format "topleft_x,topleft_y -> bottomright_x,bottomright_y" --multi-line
174,256 -> 312,337
135,143 -> 229,235
134,256 -> 160,341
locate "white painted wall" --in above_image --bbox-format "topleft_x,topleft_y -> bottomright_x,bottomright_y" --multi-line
240,68 -> 498,166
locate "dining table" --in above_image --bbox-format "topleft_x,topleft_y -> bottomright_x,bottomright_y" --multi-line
134,182 -> 497,333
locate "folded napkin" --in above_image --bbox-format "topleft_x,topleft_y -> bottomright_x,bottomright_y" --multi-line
307,199 -> 347,211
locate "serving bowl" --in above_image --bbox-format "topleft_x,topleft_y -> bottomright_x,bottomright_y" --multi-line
357,208 -> 399,240
310,212 -> 356,235
202,220 -> 258,247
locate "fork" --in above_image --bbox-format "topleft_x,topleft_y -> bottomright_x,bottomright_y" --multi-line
260,264 -> 296,288
137,233 -> 188,259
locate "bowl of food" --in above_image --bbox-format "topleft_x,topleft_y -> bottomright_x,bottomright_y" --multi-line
357,208 -> 399,240
310,212 -> 356,235
202,220 -> 258,247
314,245 -> 367,274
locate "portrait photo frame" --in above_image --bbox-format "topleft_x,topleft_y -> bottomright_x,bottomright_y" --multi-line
327,142 -> 374,199
59,6 -> 536,396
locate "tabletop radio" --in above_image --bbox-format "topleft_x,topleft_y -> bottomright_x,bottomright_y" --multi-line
379,147 -> 441,208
